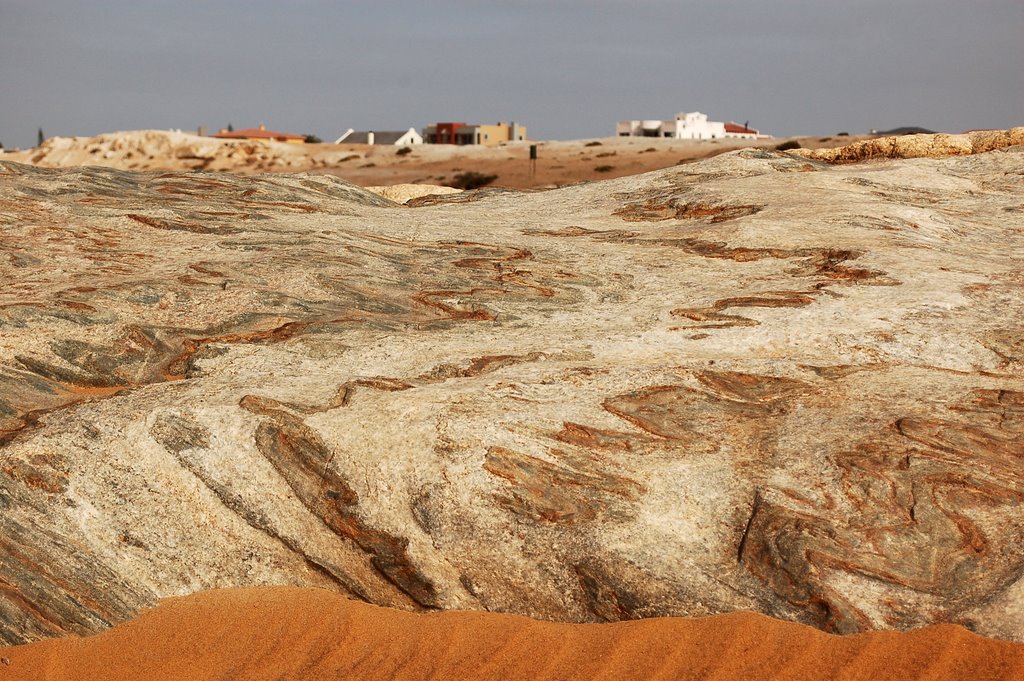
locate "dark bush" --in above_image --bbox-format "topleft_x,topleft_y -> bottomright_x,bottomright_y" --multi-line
595,151 -> 616,158
447,171 -> 498,190
837,131 -> 850,136
584,141 -> 603,147
594,165 -> 614,173
304,134 -> 322,144
775,140 -> 802,151
396,146 -> 413,156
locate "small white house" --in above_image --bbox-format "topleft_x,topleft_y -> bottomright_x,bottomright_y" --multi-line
334,127 -> 423,145
617,112 -> 726,140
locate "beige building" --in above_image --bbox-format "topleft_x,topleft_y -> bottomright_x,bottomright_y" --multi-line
423,121 -> 527,146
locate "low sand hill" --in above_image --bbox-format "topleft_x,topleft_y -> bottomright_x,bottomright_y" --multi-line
1,586 -> 1022,680
0,131 -> 1023,649
2,129 -> 872,188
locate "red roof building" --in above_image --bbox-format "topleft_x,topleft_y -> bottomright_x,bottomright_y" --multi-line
211,123 -> 305,144
724,121 -> 759,136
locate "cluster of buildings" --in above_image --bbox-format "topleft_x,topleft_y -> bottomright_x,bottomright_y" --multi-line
209,121 -> 526,147
208,112 -> 768,147
616,111 -> 770,140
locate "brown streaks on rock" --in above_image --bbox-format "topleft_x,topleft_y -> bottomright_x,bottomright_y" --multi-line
483,446 -> 642,524
603,372 -> 810,442
574,562 -> 643,622
695,371 -> 814,404
0,512 -> 150,646
981,329 -> 1024,366
252,413 -> 439,608
615,199 -> 763,223
554,422 -> 641,452
672,291 -> 816,328
741,388 -> 1024,633
411,289 -> 500,321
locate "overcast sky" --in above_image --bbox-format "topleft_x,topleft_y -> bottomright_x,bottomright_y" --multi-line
2,1 -> 1021,148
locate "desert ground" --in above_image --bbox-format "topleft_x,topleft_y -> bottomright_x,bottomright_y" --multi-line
0,127 -> 1023,678
3,129 -> 871,189
2,586 -> 1022,680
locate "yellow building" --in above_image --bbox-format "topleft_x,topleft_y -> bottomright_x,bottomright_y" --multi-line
424,121 -> 527,146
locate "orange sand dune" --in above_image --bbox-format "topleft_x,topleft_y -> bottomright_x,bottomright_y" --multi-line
1,587 -> 1022,680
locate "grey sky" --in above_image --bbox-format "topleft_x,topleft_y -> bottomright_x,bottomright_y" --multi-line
2,0 -> 1022,148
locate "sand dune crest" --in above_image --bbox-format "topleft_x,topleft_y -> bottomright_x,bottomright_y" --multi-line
1,587 -> 1022,680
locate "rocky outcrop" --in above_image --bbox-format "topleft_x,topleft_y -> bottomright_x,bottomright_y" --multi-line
794,127 -> 1024,163
0,141 -> 1022,644
3,130 -> 365,173
364,184 -> 462,204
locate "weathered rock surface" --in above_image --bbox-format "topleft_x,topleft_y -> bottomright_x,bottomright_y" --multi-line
795,127 -> 1024,163
3,130 -> 366,173
364,184 -> 462,204
0,140 -> 1022,644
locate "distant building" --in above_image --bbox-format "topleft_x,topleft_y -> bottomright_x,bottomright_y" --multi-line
334,128 -> 423,145
422,121 -> 527,146
617,112 -> 770,140
723,122 -> 764,140
211,123 -> 305,144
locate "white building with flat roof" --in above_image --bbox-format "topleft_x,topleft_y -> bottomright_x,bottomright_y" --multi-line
617,112 -> 726,140
617,112 -> 770,140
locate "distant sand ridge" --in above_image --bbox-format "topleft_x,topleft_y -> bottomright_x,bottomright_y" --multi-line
3,128 -> 876,188
0,130 -> 1022,655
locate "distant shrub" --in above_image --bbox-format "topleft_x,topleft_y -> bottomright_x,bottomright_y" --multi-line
819,137 -> 832,142
837,131 -> 850,136
643,147 -> 657,153
584,141 -> 603,147
396,146 -> 413,156
339,154 -> 359,162
360,162 -> 376,168
594,165 -> 614,173
304,134 -> 322,144
595,151 -> 616,158
775,140 -> 802,151
447,171 -> 497,190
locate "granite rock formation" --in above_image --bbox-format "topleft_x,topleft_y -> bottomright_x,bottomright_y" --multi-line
0,136 -> 1022,644
795,127 -> 1024,163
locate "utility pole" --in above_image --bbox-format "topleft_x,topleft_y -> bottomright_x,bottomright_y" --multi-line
529,144 -> 537,177
37,128 -> 44,147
